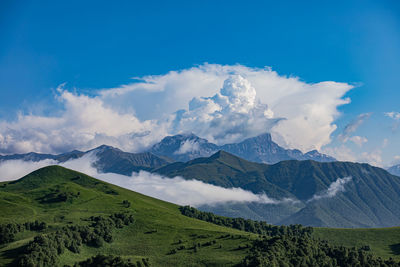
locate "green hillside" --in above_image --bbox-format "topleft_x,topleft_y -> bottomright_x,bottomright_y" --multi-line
155,151 -> 400,228
314,227 -> 400,261
0,166 -> 256,266
1,165 -> 399,266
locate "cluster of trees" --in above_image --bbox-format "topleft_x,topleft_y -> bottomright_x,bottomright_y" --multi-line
122,200 -> 131,208
16,212 -> 134,267
240,235 -> 400,267
180,206 -> 400,266
179,206 -> 313,237
0,220 -> 47,245
72,255 -> 150,267
39,189 -> 80,203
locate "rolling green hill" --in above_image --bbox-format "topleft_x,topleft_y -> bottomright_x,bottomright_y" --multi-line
154,151 -> 400,228
0,166 -> 257,266
0,165 -> 399,266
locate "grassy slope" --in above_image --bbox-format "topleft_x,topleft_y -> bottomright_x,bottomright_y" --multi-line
1,165 -> 399,265
156,152 -> 400,228
0,166 -> 255,267
314,227 -> 400,260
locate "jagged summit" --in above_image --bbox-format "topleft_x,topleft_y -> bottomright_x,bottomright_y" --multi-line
89,144 -> 122,153
150,133 -> 219,162
150,132 -> 335,164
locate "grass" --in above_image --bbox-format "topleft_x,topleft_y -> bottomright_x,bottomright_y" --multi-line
314,227 -> 400,260
1,165 -> 399,266
0,166 -> 255,266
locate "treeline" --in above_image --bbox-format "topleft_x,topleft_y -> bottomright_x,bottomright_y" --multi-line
16,212 -> 134,267
0,220 -> 47,245
180,206 -> 400,266
73,255 -> 150,267
240,235 -> 400,267
179,206 -> 313,237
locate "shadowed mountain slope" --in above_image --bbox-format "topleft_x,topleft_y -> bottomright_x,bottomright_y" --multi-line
154,151 -> 400,228
150,133 -> 335,164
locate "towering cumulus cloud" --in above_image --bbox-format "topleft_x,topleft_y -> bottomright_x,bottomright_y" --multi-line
0,64 -> 353,155
172,75 -> 280,144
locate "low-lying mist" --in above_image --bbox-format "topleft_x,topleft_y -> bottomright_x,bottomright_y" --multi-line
0,154 -> 287,206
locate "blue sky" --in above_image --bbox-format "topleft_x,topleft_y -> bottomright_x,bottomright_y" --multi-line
0,0 -> 399,166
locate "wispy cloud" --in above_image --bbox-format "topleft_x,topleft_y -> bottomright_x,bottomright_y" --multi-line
308,176 -> 352,202
0,155 -> 296,206
173,140 -> 201,155
348,136 -> 368,147
339,113 -> 372,142
385,111 -> 400,131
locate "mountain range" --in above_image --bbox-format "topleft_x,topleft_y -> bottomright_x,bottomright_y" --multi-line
0,132 -> 335,173
0,145 -> 172,175
1,166 -> 398,265
2,134 -> 400,228
154,151 -> 400,228
150,133 -> 336,164
388,164 -> 400,176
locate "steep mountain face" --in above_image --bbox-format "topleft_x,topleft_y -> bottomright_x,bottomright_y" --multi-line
88,145 -> 173,175
149,133 -> 219,162
154,151 -> 400,228
0,145 -> 172,175
388,164 -> 400,176
149,133 -> 335,164
0,152 -> 61,162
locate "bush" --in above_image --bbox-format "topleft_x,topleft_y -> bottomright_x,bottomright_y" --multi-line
15,212 -> 135,266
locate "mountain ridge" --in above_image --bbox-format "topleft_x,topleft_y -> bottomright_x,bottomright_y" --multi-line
154,150 -> 400,228
0,145 -> 172,175
388,164 -> 400,176
150,132 -> 336,164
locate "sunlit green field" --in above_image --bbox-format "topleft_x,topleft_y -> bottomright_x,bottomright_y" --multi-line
0,166 -> 255,266
314,227 -> 400,261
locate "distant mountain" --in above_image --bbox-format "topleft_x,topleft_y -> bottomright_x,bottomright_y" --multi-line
0,145 -> 172,175
388,164 -> 400,176
154,151 -> 400,228
87,145 -> 173,175
149,133 -> 219,162
0,165 -> 259,266
149,133 -> 335,164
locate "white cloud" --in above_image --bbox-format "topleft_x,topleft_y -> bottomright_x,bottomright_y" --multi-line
0,64 -> 353,154
0,155 -> 295,206
0,159 -> 58,181
360,150 -> 383,167
322,145 -> 383,167
385,112 -> 400,120
308,176 -> 352,202
339,113 -> 372,142
391,155 -> 400,166
348,136 -> 368,147
174,140 -> 200,155
0,88 -> 167,154
321,145 -> 357,163
385,111 -> 400,131
171,75 -> 281,144
102,64 -> 353,151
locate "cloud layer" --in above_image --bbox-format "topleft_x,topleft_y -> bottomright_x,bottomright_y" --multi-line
0,154 -> 289,206
0,64 -> 353,154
